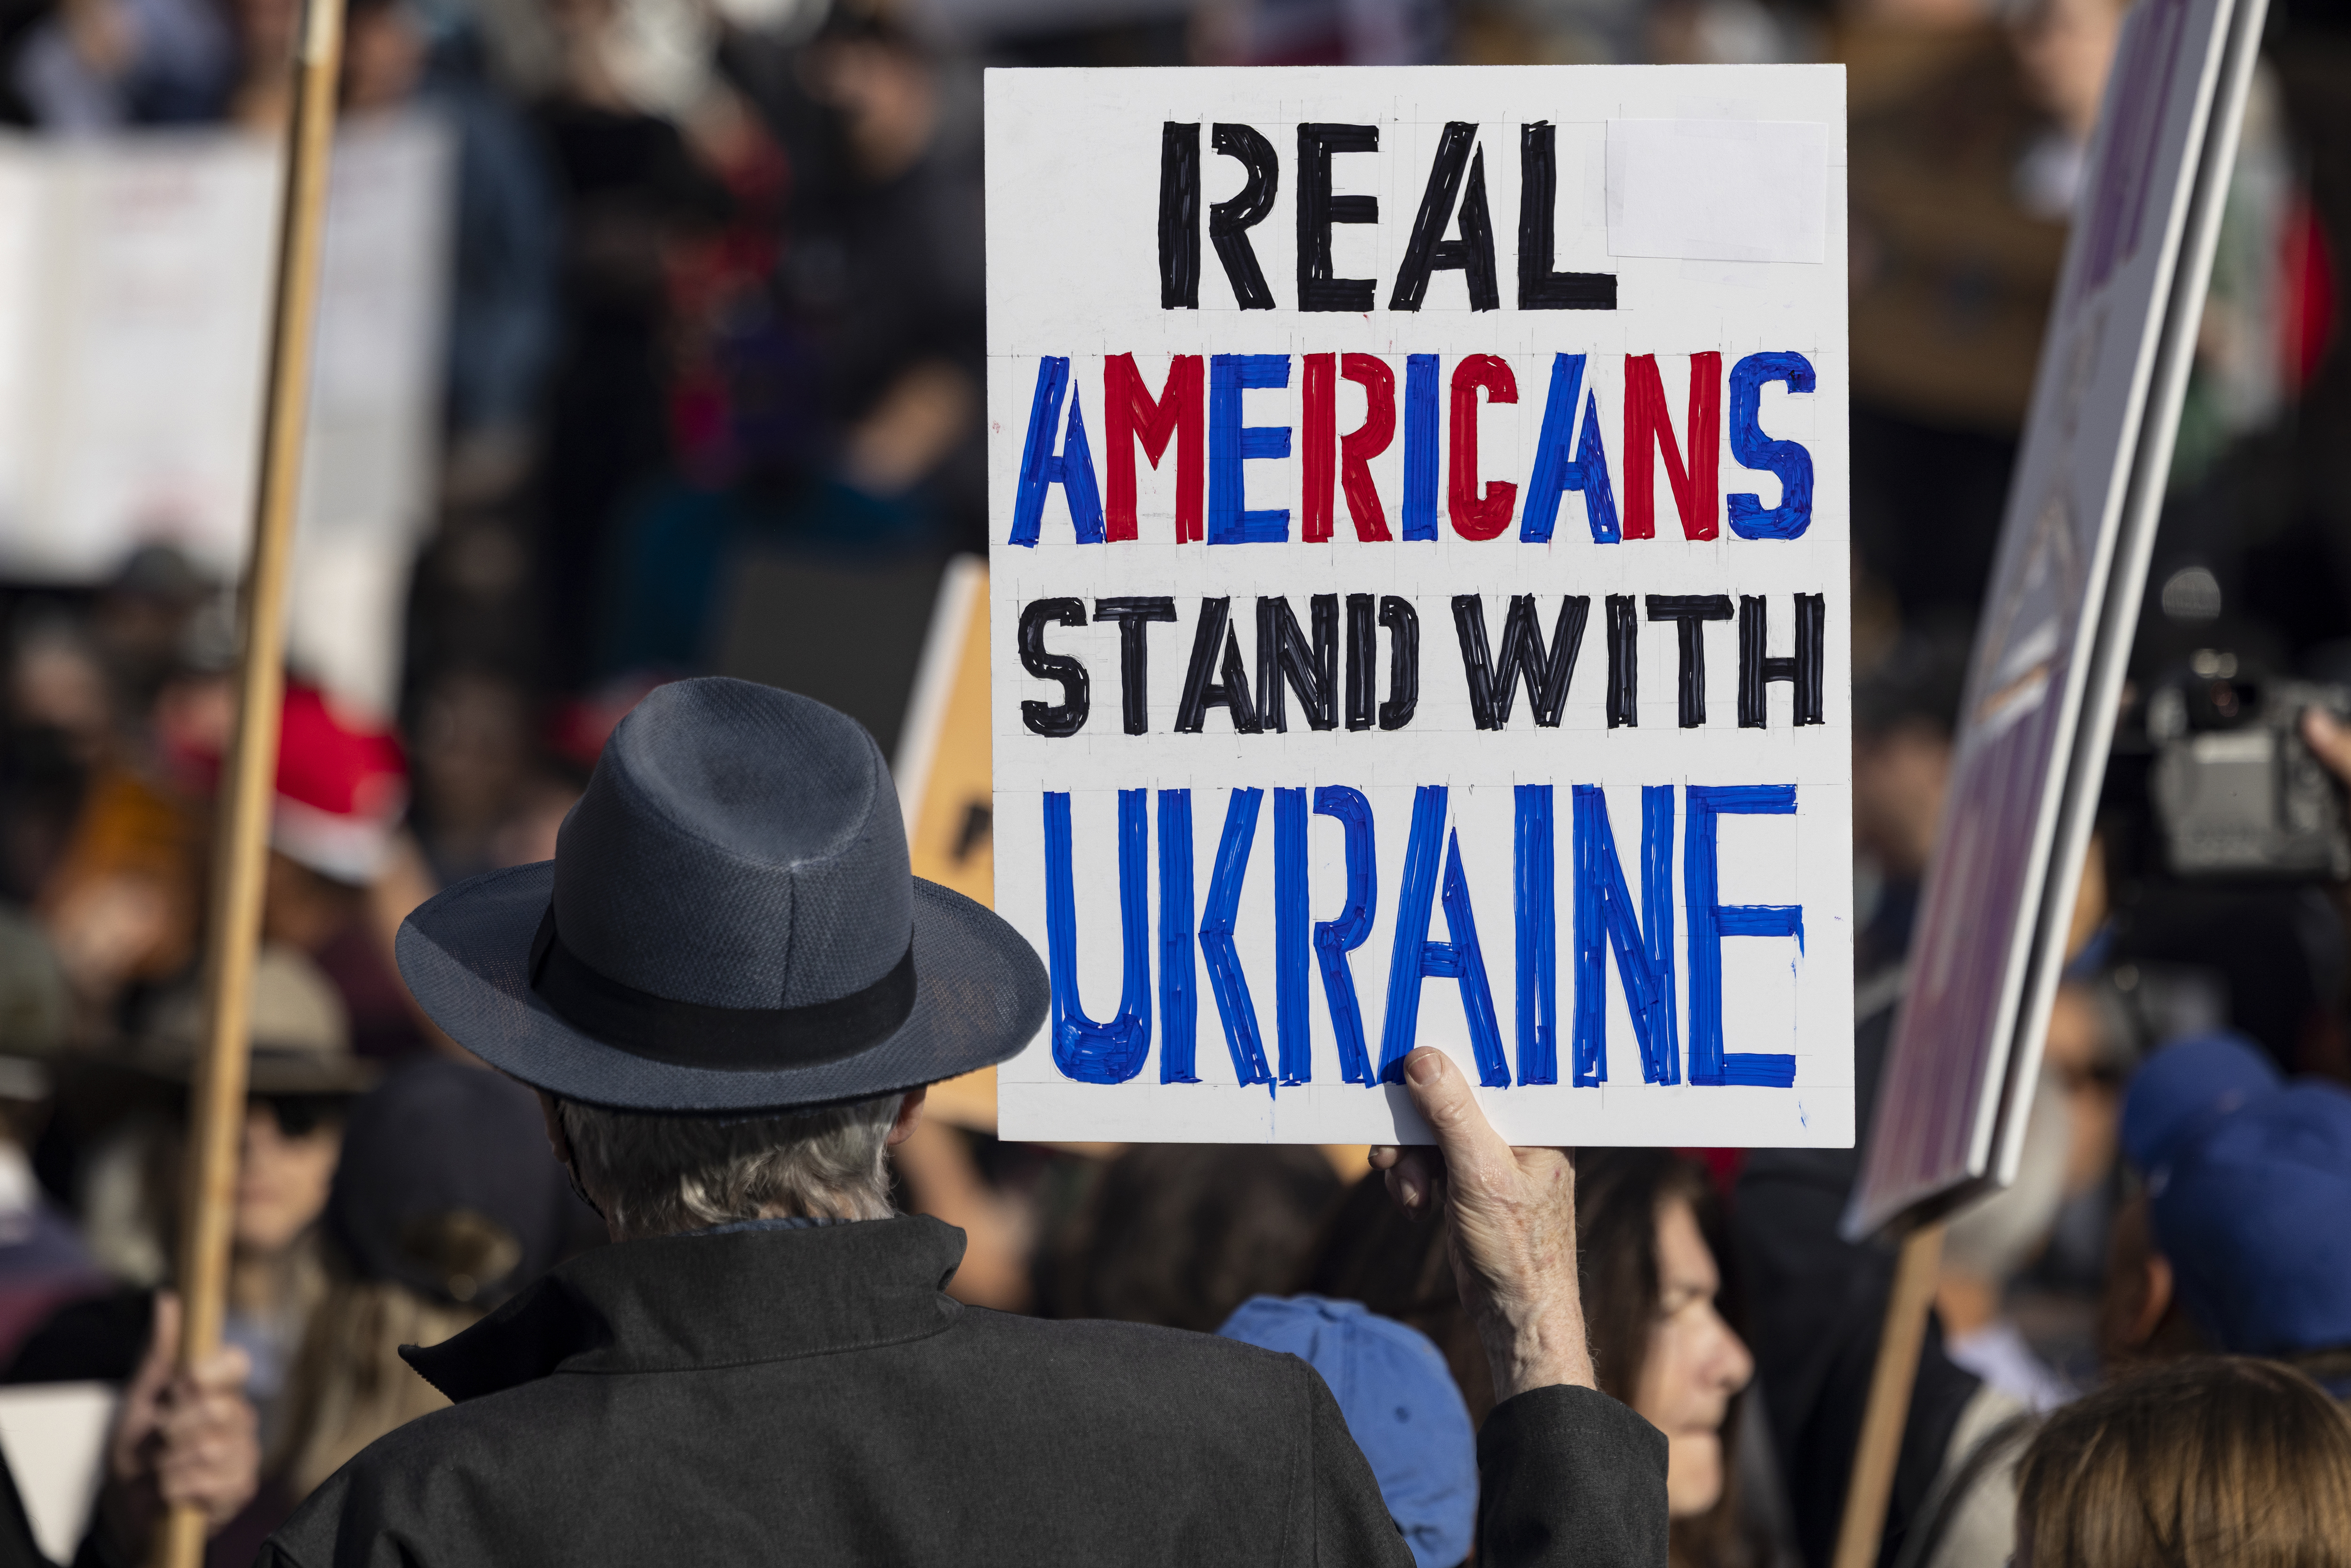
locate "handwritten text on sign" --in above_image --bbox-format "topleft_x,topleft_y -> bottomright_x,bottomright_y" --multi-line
988,67 -> 1855,1146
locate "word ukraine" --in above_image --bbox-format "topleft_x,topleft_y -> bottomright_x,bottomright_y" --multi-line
1041,781 -> 1802,1092
1006,349 -> 1816,548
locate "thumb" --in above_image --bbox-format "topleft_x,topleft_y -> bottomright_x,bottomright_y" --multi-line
1400,1048 -> 1511,1194
110,1292 -> 179,1480
127,1292 -> 180,1410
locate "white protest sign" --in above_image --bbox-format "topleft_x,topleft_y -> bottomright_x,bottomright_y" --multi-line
1848,0 -> 2267,1236
0,111 -> 453,715
988,66 -> 1854,1145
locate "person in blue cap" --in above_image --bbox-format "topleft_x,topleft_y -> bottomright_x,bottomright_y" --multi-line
2110,1031 -> 2351,1391
254,678 -> 1669,1567
1218,1296 -> 1477,1568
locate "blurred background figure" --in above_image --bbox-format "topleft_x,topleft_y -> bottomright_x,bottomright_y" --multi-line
2107,1032 -> 2351,1387
8,945 -> 370,1563
0,909 -> 107,1367
1217,1295 -> 1476,1568
275,1057 -> 584,1505
1044,1144 -> 1340,1332
2014,1357 -> 2351,1568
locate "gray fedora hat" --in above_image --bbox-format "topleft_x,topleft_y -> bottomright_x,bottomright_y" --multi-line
394,678 -> 1045,1112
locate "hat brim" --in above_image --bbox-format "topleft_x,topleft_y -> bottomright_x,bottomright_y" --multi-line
394,862 -> 1048,1114
122,1046 -> 380,1097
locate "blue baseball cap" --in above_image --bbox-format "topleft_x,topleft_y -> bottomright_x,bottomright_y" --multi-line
1217,1295 -> 1475,1568
2121,1033 -> 2351,1356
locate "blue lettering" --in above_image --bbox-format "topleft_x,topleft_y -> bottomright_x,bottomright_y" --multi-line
1200,787 -> 1275,1086
1726,352 -> 1815,541
1571,785 -> 1680,1088
1377,786 -> 1509,1087
1403,354 -> 1440,541
1208,355 -> 1293,544
1311,785 -> 1378,1085
1158,789 -> 1198,1084
1041,790 -> 1151,1084
1010,356 -> 1105,547
1521,352 -> 1621,543
1685,783 -> 1800,1086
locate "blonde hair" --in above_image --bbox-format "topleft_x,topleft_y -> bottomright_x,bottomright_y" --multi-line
274,1276 -> 478,1498
2017,1356 -> 2351,1568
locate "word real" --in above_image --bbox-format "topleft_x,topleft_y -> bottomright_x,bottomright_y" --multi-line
1156,120 -> 1614,314
1043,780 -> 1803,1092
1018,591 -> 1827,737
1007,350 -> 1815,548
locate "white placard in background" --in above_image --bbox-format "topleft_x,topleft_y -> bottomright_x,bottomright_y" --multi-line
988,66 -> 1855,1147
0,110 -> 454,717
0,1382 -> 116,1564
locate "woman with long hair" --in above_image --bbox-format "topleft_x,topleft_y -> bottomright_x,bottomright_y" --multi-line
1307,1149 -> 1761,1567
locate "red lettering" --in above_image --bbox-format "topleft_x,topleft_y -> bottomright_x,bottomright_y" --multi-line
1303,354 -> 1337,542
1623,352 -> 1721,541
1448,353 -> 1518,541
1105,353 -> 1204,543
1339,353 -> 1395,542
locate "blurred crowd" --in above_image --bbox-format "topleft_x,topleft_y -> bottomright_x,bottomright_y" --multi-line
0,0 -> 2343,1561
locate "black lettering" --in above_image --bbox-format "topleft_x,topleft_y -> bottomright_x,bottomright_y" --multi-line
1160,123 -> 1200,310
1345,593 -> 1378,730
1606,594 -> 1638,729
1379,595 -> 1419,730
1176,597 -> 1262,733
1095,596 -> 1177,734
1452,594 -> 1590,729
1738,593 -> 1827,727
1256,594 -> 1338,732
1209,124 -> 1279,311
1389,123 -> 1499,313
1517,123 -> 1616,310
1296,124 -> 1378,312
1018,598 -> 1090,737
1646,594 -> 1733,728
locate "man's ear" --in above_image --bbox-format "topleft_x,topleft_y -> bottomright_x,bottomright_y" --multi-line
887,1086 -> 929,1148
2132,1251 -> 2176,1346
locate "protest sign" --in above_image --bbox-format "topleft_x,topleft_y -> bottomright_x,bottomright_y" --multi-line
0,111 -> 452,715
1846,0 -> 2270,1239
988,66 -> 1855,1145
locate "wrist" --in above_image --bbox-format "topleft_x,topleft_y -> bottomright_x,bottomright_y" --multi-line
1483,1292 -> 1594,1402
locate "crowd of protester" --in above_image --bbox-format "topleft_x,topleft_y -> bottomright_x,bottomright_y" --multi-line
0,0 -> 2342,1560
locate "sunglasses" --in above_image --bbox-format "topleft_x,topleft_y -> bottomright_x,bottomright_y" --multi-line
253,1094 -> 348,1139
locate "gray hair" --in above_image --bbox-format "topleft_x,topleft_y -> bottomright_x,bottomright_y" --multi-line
555,1093 -> 903,1240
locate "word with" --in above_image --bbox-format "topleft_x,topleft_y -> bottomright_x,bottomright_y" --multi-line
1157,121 -> 1614,313
1007,350 -> 1816,548
1018,591 -> 1826,737
1040,782 -> 1803,1092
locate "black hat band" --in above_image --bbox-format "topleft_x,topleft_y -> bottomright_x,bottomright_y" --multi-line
528,906 -> 916,1072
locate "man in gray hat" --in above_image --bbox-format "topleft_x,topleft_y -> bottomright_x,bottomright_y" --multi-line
260,678 -> 1665,1567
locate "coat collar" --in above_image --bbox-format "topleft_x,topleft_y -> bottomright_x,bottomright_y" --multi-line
402,1214 -> 967,1403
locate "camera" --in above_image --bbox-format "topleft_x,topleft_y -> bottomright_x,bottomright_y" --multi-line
2141,651 -> 2351,881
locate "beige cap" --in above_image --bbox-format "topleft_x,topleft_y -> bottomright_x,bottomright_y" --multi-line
141,946 -> 378,1095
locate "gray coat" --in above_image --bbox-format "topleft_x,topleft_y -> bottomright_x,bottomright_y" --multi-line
261,1216 -> 1666,1566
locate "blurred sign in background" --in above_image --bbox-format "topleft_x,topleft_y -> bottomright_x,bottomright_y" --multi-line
0,112 -> 451,717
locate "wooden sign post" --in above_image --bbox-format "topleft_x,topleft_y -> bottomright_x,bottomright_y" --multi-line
1833,0 -> 2271,1560
157,0 -> 345,1562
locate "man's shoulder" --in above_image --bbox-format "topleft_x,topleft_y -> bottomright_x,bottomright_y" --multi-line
956,1306 -> 1299,1368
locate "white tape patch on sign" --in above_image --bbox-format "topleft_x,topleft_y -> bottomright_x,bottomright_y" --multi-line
987,66 -> 1855,1147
